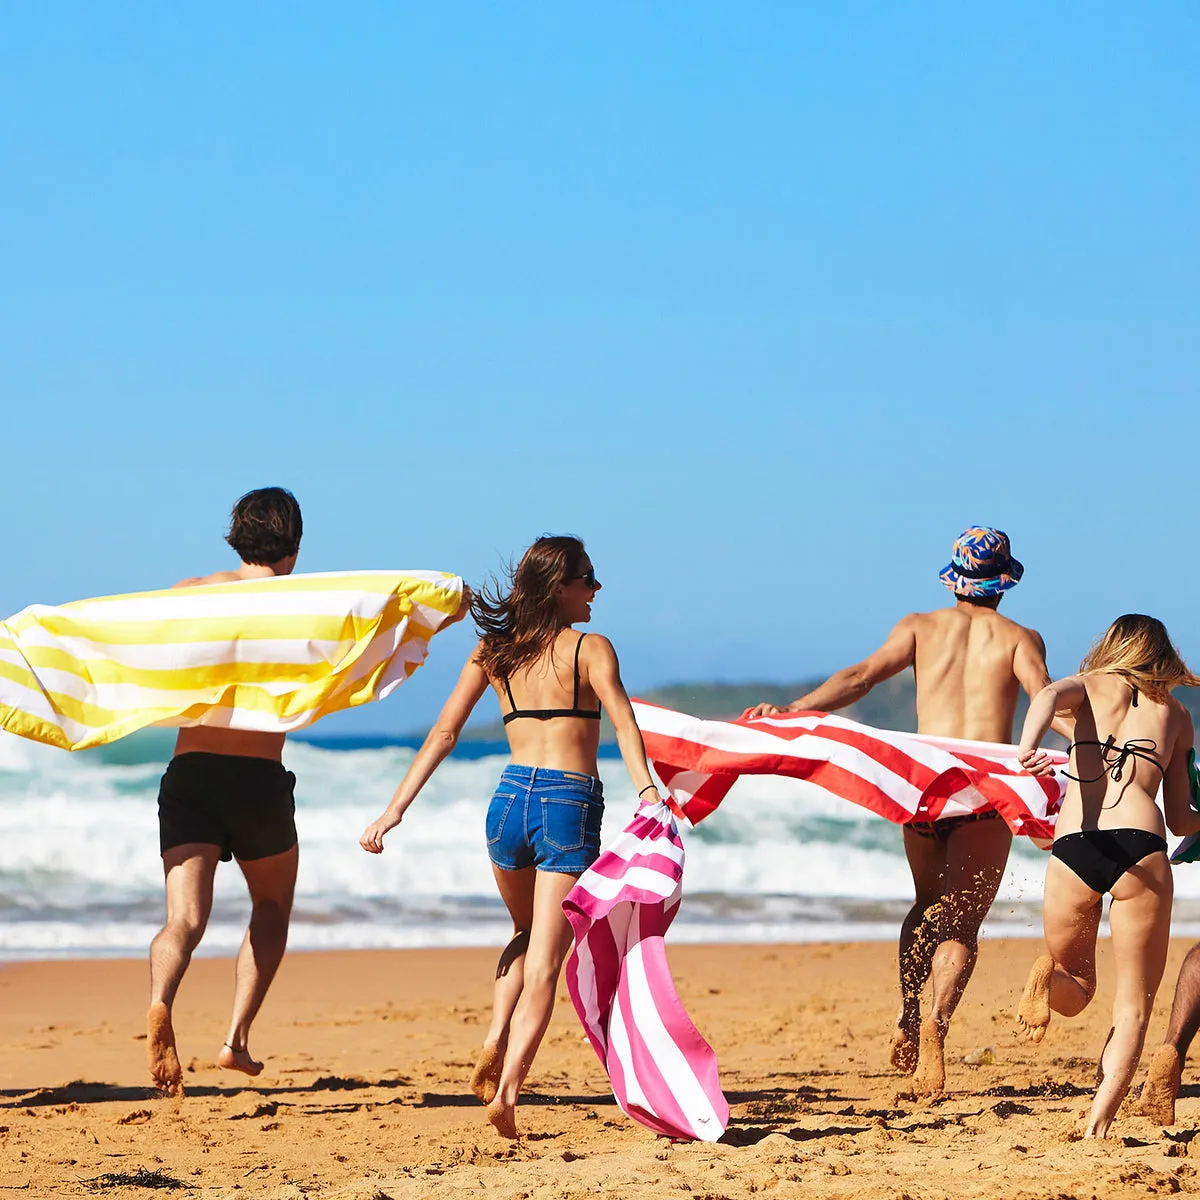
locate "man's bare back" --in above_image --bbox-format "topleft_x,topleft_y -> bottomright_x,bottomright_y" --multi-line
172,563 -> 288,763
906,604 -> 1053,744
747,598 -> 1054,742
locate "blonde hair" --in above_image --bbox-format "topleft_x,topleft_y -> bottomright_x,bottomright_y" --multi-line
1080,614 -> 1200,703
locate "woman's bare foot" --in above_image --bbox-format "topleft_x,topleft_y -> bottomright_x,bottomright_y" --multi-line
1132,1045 -> 1181,1126
911,1017 -> 946,1097
486,1096 -> 519,1139
218,1042 -> 264,1077
471,1044 -> 503,1104
147,1002 -> 183,1097
1016,954 -> 1054,1043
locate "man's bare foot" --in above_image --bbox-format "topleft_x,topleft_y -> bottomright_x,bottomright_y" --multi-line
218,1042 -> 264,1077
1132,1045 -> 1181,1126
889,1027 -> 919,1074
147,1002 -> 183,1097
911,1017 -> 946,1097
471,1044 -> 503,1104
486,1096 -> 519,1139
1016,954 -> 1054,1043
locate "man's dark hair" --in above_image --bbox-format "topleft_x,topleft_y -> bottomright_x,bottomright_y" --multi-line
226,487 -> 303,565
959,592 -> 1001,610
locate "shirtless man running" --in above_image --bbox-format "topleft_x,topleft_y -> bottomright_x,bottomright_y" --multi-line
745,527 -> 1071,1097
147,487 -> 304,1095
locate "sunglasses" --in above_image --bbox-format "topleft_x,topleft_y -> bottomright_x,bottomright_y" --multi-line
568,569 -> 600,589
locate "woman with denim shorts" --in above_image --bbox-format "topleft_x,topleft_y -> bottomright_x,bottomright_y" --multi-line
360,536 -> 666,1139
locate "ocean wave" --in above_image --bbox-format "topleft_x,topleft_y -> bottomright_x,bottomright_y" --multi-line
4,732 -> 1200,959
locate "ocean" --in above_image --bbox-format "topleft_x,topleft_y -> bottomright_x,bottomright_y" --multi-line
4,729 -> 1200,961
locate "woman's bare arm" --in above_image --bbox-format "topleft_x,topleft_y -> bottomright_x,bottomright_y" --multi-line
583,635 -> 661,801
1162,710 -> 1200,838
1018,676 -> 1087,776
360,649 -> 490,852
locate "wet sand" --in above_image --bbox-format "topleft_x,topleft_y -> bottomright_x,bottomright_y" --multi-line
1,939 -> 1199,1198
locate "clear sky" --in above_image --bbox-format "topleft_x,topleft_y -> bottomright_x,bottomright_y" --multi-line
2,3 -> 1197,733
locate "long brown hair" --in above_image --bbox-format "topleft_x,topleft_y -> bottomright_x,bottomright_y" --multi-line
1080,613 -> 1200,703
472,536 -> 587,680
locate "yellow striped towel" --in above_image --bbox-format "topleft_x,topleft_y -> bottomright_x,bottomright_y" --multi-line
0,570 -> 464,750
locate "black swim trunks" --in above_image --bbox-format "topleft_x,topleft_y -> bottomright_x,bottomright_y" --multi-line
905,808 -> 1005,842
158,752 -> 298,862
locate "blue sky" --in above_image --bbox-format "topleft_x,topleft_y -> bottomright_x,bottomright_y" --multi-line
2,4 -> 1197,733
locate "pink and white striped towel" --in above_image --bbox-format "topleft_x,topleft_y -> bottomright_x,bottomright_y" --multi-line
563,799 -> 729,1142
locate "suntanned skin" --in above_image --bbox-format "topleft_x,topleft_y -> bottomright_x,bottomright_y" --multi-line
745,595 -> 1071,1098
147,556 -> 301,1096
361,553 -> 663,1139
1017,673 -> 1200,1137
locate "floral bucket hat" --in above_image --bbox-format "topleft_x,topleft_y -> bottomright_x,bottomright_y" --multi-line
938,527 -> 1024,597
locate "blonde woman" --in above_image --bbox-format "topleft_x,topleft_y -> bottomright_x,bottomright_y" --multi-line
1016,614 -> 1200,1137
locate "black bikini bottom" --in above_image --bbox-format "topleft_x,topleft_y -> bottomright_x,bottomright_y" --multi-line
1051,829 -> 1168,895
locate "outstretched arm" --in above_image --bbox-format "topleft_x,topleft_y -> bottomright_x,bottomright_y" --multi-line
1017,676 -> 1087,776
1162,711 -> 1200,837
584,636 -> 663,803
1014,629 -> 1075,742
743,616 -> 918,719
360,649 -> 490,852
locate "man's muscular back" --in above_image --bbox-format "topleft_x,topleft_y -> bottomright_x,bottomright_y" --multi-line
909,605 -> 1050,743
758,598 -> 1056,745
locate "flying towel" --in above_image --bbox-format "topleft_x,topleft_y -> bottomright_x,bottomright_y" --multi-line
563,799 -> 729,1143
632,701 -> 1068,840
0,570 -> 463,750
561,704 -> 1066,1141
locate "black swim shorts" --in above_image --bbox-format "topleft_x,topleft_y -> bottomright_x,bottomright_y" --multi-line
157,752 -> 298,862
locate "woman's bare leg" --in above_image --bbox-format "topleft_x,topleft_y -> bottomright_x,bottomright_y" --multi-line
486,870 -> 580,1138
1017,857 -> 1101,1041
1087,856 -> 1172,1138
472,865 -> 535,1103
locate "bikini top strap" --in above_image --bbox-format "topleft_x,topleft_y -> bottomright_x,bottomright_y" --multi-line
503,676 -> 517,712
572,632 -> 587,709
1065,734 -> 1163,783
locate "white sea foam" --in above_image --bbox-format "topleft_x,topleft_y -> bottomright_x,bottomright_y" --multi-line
4,731 -> 1200,959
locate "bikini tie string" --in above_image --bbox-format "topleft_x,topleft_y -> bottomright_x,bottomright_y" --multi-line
1065,734 -> 1161,784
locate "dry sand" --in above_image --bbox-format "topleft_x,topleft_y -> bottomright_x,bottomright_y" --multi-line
1,939 -> 1198,1198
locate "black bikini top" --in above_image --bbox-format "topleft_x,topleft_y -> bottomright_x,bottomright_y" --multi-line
501,633 -> 602,725
1066,684 -> 1166,784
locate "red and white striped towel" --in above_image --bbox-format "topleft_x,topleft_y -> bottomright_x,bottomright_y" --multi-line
561,703 -> 1066,1143
632,701 -> 1067,838
563,800 -> 729,1142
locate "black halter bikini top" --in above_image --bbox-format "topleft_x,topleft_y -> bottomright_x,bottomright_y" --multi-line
1065,684 -> 1167,784
501,633 -> 603,725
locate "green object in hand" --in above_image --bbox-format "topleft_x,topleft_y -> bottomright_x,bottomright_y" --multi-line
1191,747 -> 1200,814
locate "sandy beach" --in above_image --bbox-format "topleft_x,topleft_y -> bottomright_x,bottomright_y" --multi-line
1,939 -> 1198,1198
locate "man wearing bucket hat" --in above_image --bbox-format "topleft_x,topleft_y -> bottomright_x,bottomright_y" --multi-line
745,526 -> 1071,1097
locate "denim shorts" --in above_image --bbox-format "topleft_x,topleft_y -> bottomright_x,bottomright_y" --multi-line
486,764 -> 604,874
